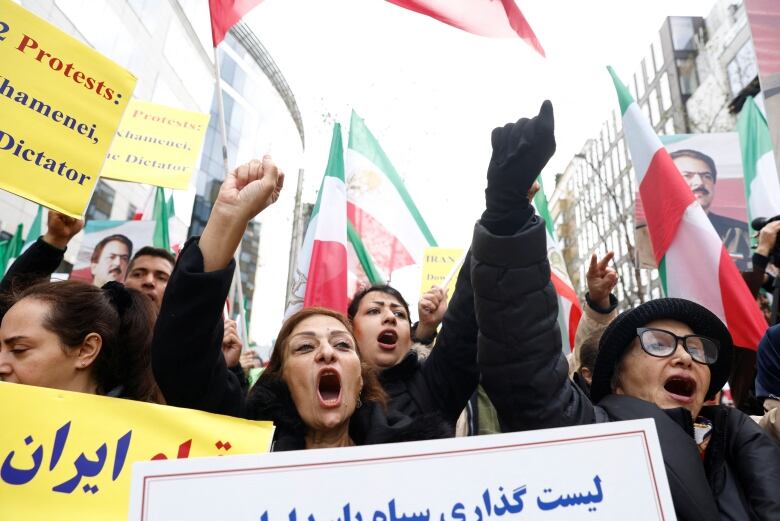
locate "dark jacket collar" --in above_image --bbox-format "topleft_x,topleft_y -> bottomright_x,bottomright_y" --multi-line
598,395 -> 721,521
246,375 -> 448,451
379,350 -> 420,383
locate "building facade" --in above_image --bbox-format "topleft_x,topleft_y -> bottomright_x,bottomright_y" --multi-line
4,0 -> 303,326
550,0 -> 757,310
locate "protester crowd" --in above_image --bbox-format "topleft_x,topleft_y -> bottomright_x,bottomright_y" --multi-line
1,102 -> 779,520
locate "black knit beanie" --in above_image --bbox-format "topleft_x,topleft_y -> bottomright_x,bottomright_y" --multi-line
590,298 -> 733,403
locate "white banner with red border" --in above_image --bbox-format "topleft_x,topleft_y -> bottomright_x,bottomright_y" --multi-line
129,419 -> 675,521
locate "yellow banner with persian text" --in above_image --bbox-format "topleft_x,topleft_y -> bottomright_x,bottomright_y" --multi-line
419,247 -> 464,299
0,0 -> 136,217
102,99 -> 209,189
0,382 -> 274,521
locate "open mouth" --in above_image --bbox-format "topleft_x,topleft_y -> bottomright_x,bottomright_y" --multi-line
317,370 -> 342,408
664,376 -> 696,402
377,329 -> 398,350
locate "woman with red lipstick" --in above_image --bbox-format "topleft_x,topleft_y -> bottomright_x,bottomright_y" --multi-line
152,157 -> 448,450
471,102 -> 780,520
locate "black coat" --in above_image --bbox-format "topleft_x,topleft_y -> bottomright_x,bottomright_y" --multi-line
151,239 -> 450,451
377,251 -> 480,433
470,217 -> 780,521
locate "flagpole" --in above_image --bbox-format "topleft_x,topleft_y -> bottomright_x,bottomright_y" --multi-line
286,167 -> 305,303
213,44 -> 249,351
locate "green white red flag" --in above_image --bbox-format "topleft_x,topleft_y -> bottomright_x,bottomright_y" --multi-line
345,110 -> 436,293
608,66 -> 767,350
534,178 -> 582,352
286,123 -> 349,317
386,0 -> 545,56
737,95 -> 780,223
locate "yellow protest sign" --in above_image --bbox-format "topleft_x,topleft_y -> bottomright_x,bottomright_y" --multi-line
420,247 -> 465,299
0,0 -> 136,217
0,382 -> 274,521
101,99 -> 209,189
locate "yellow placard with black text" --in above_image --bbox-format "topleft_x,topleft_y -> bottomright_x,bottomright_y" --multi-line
102,99 -> 209,189
0,382 -> 274,521
420,247 -> 465,299
0,0 -> 136,217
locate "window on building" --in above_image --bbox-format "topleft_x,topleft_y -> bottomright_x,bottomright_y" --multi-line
676,57 -> 699,96
727,40 -> 758,97
635,69 -> 645,101
164,17 -> 213,111
670,17 -> 696,51
56,0 -> 141,75
85,181 -> 115,221
604,153 -> 613,185
127,0 -> 164,34
663,117 -> 675,135
617,140 -> 626,171
642,101 -> 653,126
649,89 -> 661,126
659,72 -> 672,110
651,36 -> 664,73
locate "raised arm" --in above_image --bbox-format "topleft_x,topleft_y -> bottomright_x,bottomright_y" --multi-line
1,210 -> 83,295
472,101 -> 596,432
152,157 -> 283,416
418,253 -> 480,423
569,252 -> 618,376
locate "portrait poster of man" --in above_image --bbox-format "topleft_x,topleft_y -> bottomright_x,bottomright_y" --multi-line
70,220 -> 156,286
635,133 -> 751,271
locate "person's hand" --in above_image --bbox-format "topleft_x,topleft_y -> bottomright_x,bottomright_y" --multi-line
483,101 -> 556,234
213,156 -> 284,224
201,156 -> 284,271
43,210 -> 84,249
240,349 -> 262,374
756,220 -> 780,257
586,252 -> 617,309
527,180 -> 541,202
221,319 -> 242,368
416,286 -> 448,340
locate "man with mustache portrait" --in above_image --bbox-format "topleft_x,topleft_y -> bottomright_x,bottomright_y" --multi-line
90,234 -> 133,288
671,149 -> 751,271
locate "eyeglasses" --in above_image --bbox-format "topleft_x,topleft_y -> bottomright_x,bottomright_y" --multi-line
636,327 -> 719,365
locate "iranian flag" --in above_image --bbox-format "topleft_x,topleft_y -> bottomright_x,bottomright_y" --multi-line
609,67 -> 767,349
534,177 -> 582,352
286,123 -> 349,317
345,110 -> 436,293
737,95 -> 780,222
386,0 -> 545,56
209,0 -> 264,46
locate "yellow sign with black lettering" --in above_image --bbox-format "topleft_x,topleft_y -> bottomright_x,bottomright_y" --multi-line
0,382 -> 274,521
420,246 -> 465,298
0,0 -> 136,217
102,99 -> 209,189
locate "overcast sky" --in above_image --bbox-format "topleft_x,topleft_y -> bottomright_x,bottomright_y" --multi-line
244,0 -> 719,346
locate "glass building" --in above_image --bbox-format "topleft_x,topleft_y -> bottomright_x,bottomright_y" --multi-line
4,0 -> 303,327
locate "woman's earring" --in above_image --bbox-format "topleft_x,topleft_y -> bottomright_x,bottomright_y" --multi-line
356,396 -> 363,409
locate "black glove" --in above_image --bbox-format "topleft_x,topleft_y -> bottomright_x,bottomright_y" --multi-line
482,100 -> 556,235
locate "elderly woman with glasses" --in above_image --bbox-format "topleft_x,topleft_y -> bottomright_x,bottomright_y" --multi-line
471,102 -> 780,520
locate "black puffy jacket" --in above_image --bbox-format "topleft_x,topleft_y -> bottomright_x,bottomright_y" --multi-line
471,217 -> 780,521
